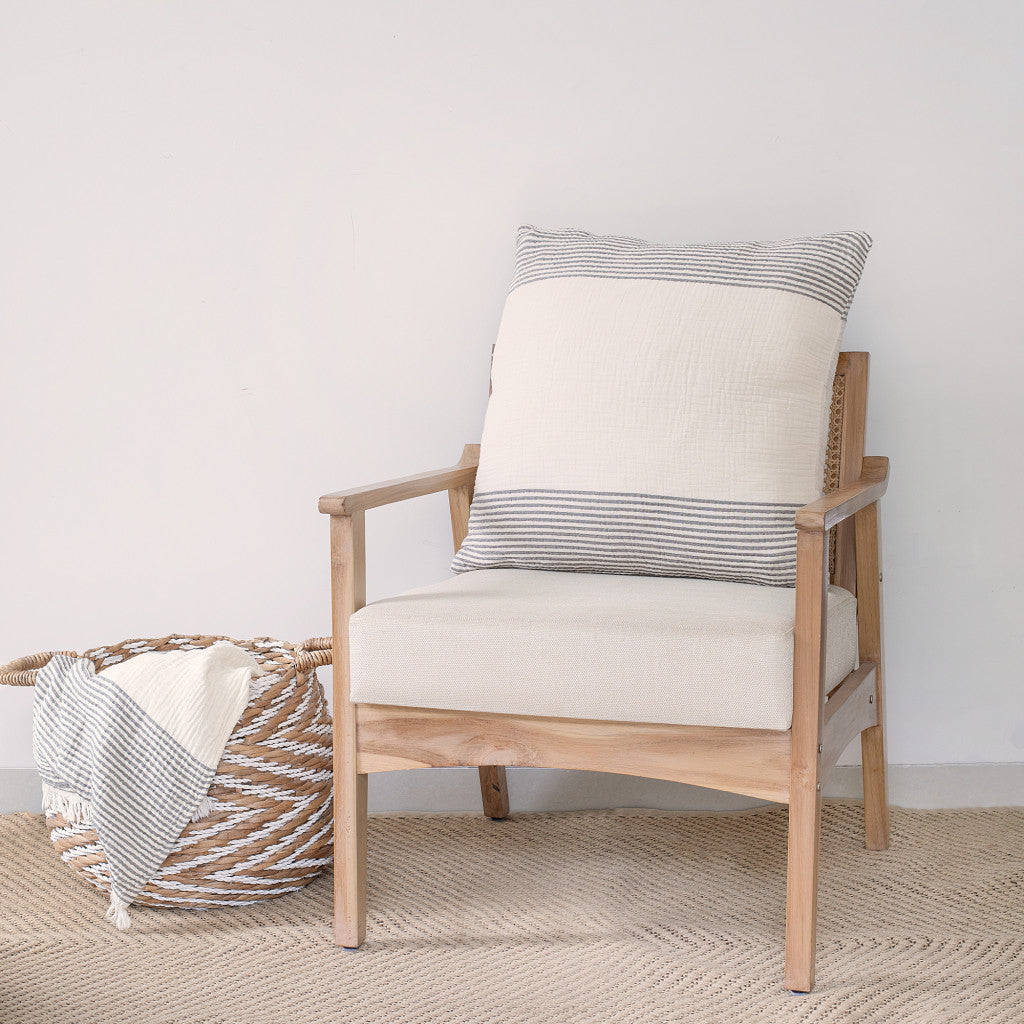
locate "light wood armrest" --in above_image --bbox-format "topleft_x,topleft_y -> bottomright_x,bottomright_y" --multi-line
319,452 -> 479,516
794,456 -> 889,533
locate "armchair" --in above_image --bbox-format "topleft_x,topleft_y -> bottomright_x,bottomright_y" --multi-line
321,227 -> 889,993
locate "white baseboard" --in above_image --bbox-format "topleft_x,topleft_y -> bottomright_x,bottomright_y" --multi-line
1,770 -> 44,814
3,764 -> 1022,814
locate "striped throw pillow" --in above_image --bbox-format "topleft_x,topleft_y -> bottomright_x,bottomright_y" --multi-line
452,226 -> 872,586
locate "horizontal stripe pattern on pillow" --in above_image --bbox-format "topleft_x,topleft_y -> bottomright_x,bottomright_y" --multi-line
452,489 -> 801,586
511,227 -> 872,319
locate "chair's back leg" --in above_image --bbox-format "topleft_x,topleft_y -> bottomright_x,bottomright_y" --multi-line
785,529 -> 828,993
448,445 -> 511,822
478,765 -> 510,819
855,501 -> 890,850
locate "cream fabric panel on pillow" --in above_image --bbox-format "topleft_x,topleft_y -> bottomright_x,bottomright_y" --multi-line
452,227 -> 872,585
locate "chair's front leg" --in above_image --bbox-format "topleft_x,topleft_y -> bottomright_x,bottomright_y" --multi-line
331,512 -> 368,948
785,528 -> 828,993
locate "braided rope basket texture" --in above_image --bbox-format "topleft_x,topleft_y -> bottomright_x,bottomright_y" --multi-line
1,635 -> 334,909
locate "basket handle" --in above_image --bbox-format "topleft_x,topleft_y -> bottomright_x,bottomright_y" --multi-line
296,637 -> 333,672
4,642 -> 334,682
0,651 -> 78,687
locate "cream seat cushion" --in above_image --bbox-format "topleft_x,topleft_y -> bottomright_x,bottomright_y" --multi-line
349,569 -> 857,731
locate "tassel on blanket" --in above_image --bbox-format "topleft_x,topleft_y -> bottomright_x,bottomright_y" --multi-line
104,893 -> 132,931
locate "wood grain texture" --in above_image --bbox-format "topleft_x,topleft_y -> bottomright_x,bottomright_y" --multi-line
834,352 -> 868,593
795,456 -> 889,533
821,665 -> 878,783
319,460 -> 479,515
785,528 -> 828,993
856,500 -> 890,851
447,444 -> 480,552
330,513 -> 368,948
356,704 -> 792,803
823,663 -> 876,726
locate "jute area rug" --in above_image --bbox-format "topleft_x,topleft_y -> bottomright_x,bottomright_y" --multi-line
1,803 -> 1021,1024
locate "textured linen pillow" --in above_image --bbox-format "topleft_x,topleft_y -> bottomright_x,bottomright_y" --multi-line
452,226 -> 872,586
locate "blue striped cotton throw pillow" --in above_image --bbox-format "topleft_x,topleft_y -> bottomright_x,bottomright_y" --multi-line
451,225 -> 872,586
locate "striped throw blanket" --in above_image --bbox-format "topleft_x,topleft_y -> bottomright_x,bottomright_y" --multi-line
33,644 -> 260,929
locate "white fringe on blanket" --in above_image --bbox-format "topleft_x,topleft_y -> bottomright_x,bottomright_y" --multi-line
42,782 -> 218,826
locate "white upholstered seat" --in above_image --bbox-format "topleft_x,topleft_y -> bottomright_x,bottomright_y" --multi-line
349,569 -> 858,731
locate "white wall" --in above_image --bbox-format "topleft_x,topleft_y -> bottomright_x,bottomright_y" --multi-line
2,3 -> 1022,788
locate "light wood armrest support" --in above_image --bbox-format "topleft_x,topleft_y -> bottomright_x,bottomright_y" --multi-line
319,449 -> 480,516
794,456 -> 889,533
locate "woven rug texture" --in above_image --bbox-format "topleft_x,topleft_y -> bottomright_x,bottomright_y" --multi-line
1,803 -> 1022,1024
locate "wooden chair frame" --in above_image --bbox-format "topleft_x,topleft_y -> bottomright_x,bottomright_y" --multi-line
319,352 -> 889,993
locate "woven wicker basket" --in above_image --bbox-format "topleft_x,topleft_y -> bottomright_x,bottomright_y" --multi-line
0,634 -> 334,908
